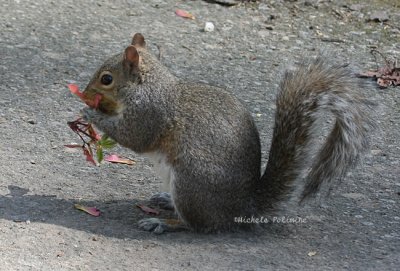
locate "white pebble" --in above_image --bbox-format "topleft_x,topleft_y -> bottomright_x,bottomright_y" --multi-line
204,22 -> 215,32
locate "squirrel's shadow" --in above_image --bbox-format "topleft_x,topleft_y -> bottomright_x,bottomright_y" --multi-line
0,185 -> 286,241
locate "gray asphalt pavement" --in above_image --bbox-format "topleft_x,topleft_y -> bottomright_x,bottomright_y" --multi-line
0,0 -> 399,270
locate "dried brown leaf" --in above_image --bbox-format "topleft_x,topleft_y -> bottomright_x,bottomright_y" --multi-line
358,51 -> 399,88
136,204 -> 160,215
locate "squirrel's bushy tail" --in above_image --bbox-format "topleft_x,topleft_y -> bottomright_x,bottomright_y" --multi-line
257,56 -> 374,210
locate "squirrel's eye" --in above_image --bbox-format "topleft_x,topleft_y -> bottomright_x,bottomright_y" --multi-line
101,74 -> 113,86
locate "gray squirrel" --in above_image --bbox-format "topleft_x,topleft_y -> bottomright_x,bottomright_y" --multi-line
81,33 -> 374,233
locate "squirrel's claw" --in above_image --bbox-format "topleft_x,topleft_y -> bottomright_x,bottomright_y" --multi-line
80,107 -> 96,122
81,107 -> 108,125
138,218 -> 188,234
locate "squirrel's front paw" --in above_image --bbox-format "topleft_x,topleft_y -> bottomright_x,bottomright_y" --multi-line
81,107 -> 102,124
150,192 -> 174,210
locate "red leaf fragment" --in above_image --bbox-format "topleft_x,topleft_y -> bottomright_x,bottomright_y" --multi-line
68,84 -> 85,99
68,84 -> 103,109
92,93 -> 103,109
64,144 -> 83,148
104,154 -> 135,165
136,204 -> 160,215
84,93 -> 103,109
83,148 -> 97,166
74,204 -> 101,217
175,9 -> 195,20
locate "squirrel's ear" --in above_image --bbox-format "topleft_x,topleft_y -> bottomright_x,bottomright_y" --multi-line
123,45 -> 139,72
131,33 -> 146,48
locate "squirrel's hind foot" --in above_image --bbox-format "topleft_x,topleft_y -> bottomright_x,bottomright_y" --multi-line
138,218 -> 188,234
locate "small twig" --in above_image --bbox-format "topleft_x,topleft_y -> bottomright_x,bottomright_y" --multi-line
156,44 -> 164,61
182,45 -> 193,51
320,38 -> 345,43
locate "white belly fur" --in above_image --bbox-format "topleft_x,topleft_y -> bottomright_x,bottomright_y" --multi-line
144,152 -> 175,192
